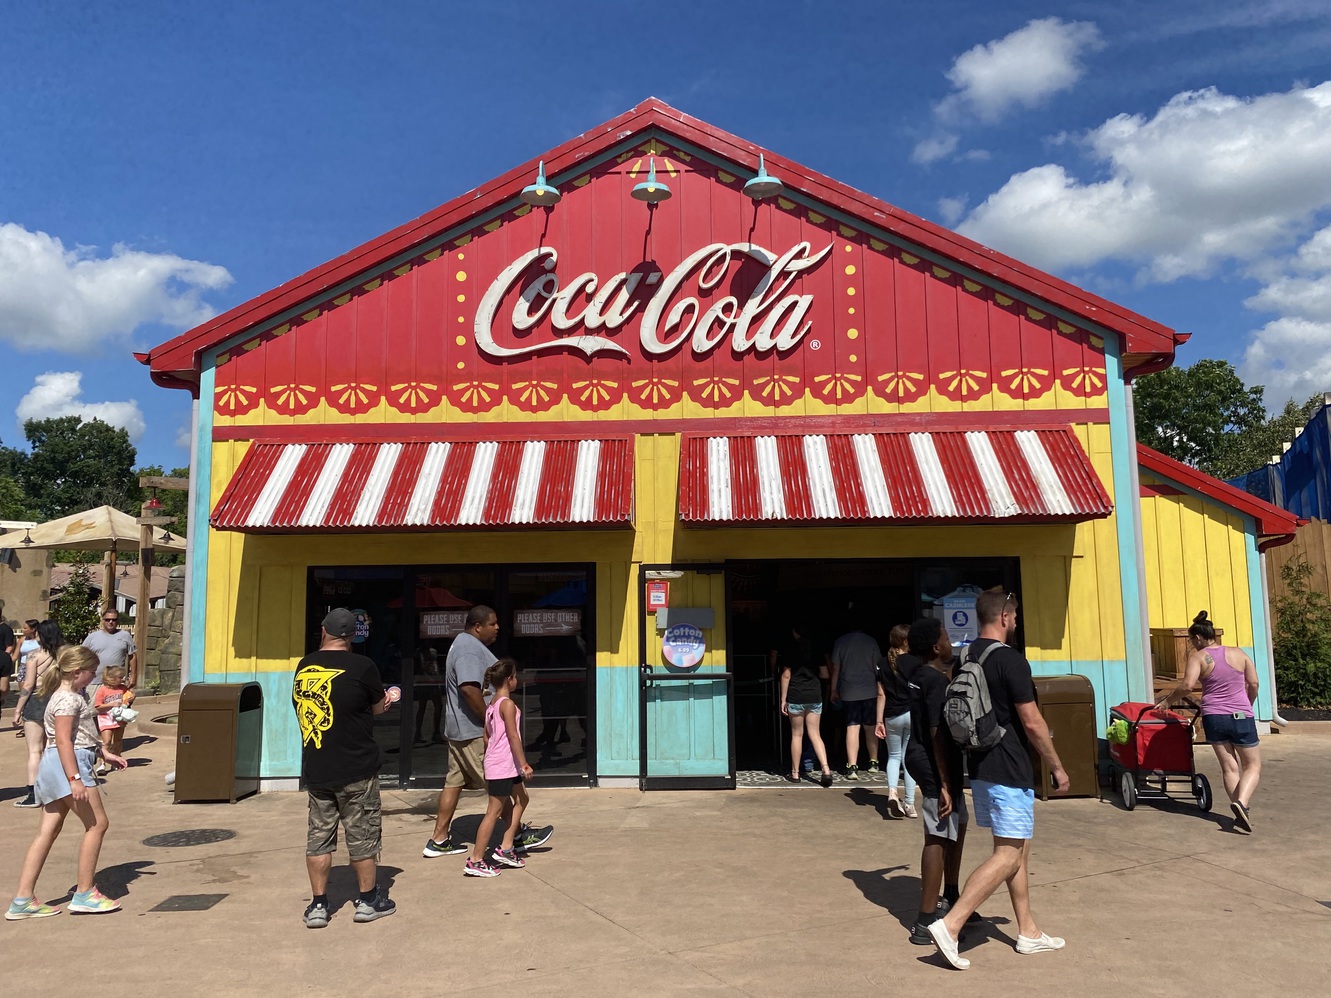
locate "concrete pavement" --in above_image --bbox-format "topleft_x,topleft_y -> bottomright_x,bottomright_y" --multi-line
3,699 -> 1330,996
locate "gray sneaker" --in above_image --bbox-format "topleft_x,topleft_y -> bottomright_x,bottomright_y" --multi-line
352,889 -> 396,923
303,900 -> 329,929
514,823 -> 554,853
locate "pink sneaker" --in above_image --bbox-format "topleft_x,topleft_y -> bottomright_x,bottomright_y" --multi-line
491,847 -> 526,869
463,859 -> 500,878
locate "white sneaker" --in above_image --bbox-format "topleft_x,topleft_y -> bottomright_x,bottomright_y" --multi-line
927,918 -> 970,970
1016,932 -> 1066,954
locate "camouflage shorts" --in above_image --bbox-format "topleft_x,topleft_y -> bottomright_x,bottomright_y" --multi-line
306,776 -> 381,860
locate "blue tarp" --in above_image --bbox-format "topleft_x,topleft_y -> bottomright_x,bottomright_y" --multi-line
1227,400 -> 1331,519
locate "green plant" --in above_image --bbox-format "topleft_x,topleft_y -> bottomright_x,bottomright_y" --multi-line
1273,557 -> 1331,708
49,561 -> 103,644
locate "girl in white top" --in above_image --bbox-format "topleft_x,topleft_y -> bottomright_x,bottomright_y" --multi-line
6,645 -> 128,919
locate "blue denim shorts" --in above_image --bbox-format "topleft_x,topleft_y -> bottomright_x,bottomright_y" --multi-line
787,702 -> 823,715
970,780 -> 1035,840
1202,712 -> 1259,747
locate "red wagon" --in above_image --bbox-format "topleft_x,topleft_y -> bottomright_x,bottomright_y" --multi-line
1107,701 -> 1212,812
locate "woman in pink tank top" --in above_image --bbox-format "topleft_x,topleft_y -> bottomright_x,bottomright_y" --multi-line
464,658 -> 533,878
1158,611 -> 1261,833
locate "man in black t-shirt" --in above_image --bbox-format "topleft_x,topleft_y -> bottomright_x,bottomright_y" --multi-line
294,608 -> 396,929
927,591 -> 1069,970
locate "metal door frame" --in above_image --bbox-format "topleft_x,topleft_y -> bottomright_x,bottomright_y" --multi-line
637,562 -> 736,790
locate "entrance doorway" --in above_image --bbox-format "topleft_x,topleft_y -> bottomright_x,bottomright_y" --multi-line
307,563 -> 595,788
728,558 -> 1020,775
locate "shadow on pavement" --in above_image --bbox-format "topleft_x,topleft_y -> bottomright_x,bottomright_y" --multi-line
843,787 -> 895,820
328,864 -> 403,914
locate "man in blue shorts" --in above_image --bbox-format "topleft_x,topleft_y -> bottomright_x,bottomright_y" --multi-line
927,590 -> 1069,970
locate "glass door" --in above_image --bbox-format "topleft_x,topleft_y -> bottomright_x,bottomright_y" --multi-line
638,564 -> 734,790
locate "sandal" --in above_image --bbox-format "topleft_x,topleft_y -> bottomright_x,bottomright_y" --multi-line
786,772 -> 801,783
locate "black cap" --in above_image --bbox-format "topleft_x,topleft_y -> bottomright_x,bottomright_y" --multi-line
322,608 -> 356,638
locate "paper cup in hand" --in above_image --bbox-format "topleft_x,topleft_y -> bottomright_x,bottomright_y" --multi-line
386,686 -> 402,703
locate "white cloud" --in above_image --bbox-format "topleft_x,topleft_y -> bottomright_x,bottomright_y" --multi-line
958,82 -> 1331,281
1241,224 -> 1331,404
0,223 -> 232,353
15,372 -> 146,441
937,196 -> 968,227
912,133 -> 959,165
937,18 -> 1103,124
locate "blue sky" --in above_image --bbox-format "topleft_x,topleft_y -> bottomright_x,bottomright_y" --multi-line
3,1 -> 1330,469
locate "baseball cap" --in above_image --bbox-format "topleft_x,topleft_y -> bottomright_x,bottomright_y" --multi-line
322,608 -> 357,638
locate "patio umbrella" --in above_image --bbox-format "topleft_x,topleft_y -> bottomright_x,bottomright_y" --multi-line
4,505 -> 187,615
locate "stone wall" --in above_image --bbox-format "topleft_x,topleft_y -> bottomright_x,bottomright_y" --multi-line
143,565 -> 186,693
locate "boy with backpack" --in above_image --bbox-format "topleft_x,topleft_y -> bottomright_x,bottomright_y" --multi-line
926,590 -> 1069,971
896,616 -> 980,946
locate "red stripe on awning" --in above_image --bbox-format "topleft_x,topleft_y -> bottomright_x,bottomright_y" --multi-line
680,427 -> 1112,524
212,437 -> 634,531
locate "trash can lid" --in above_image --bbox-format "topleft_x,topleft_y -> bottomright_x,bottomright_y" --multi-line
1031,674 -> 1094,704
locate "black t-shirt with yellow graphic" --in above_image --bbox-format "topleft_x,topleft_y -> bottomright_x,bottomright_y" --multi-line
292,649 -> 385,790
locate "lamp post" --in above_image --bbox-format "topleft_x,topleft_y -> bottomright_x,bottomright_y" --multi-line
136,475 -> 188,689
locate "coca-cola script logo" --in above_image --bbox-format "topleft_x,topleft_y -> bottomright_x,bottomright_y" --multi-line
474,241 -> 832,361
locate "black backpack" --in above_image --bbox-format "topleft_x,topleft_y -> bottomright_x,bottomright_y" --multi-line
942,641 -> 1006,750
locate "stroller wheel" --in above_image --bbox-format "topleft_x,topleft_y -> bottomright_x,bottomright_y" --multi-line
1193,774 -> 1213,812
1119,771 -> 1137,811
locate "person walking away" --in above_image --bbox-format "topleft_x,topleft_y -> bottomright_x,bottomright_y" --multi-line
464,659 -> 533,877
10,620 -> 64,808
1157,610 -> 1261,833
93,666 -> 136,775
876,624 -> 918,816
926,590 -> 1069,970
777,623 -> 834,787
294,609 -> 397,928
899,617 -> 980,944
829,624 -> 882,780
0,617 -> 14,725
7,645 -> 127,919
424,606 -> 553,859
82,609 -> 136,701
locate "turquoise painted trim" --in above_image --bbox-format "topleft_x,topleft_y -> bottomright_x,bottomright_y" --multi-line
250,672 -> 300,778
1243,530 -> 1275,721
1104,343 -> 1147,699
188,362 -> 215,688
594,666 -> 640,777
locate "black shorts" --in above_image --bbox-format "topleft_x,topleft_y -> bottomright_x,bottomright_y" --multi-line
486,773 -> 525,797
841,698 -> 876,726
0,653 -> 12,679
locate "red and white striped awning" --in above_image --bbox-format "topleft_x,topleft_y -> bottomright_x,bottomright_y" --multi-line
679,428 -> 1111,524
212,438 -> 634,531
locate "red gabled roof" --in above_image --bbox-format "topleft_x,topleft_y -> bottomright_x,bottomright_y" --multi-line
1137,445 -> 1303,551
142,97 -> 1181,386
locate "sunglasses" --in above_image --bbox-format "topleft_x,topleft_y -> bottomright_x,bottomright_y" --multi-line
103,617 -> 119,622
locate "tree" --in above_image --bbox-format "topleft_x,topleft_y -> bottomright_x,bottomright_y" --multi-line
1214,394 -> 1325,479
135,465 -> 190,567
1273,558 -> 1331,708
16,416 -> 139,520
49,561 -> 103,644
1133,360 -> 1267,476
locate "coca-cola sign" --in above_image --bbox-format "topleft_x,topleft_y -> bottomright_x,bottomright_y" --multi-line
475,241 -> 832,361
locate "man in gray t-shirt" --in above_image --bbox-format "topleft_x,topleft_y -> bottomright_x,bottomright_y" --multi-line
84,609 -> 138,696
830,629 -> 882,779
424,606 -> 498,856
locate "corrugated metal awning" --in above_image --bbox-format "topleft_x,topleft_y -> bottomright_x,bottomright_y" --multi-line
212,438 -> 634,531
678,428 -> 1111,524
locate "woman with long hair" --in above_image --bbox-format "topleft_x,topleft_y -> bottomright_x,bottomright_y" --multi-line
876,624 -> 918,818
10,620 -> 65,809
778,623 -> 834,787
7,645 -> 127,919
1158,611 -> 1262,833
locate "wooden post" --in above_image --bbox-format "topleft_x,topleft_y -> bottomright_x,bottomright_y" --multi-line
102,547 -> 116,615
135,500 -> 154,687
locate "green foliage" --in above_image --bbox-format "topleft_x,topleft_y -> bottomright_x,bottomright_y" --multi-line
49,561 -> 103,645
1134,360 -> 1266,476
133,465 -> 190,567
1135,361 -> 1324,479
14,416 -> 139,519
1272,558 -> 1331,708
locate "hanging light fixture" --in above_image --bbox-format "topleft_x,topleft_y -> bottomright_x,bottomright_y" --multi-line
159,529 -> 176,545
519,160 -> 561,206
631,157 -> 672,204
20,528 -> 33,547
743,154 -> 783,199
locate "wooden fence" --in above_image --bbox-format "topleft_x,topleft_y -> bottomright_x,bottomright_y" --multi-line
1266,518 -> 1331,602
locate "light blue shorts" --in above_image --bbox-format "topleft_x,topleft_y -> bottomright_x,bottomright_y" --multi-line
35,746 -> 99,805
787,702 -> 823,715
970,780 -> 1035,840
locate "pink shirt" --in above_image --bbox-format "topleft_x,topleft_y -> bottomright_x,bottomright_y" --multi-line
1199,647 -> 1252,718
483,697 -> 521,779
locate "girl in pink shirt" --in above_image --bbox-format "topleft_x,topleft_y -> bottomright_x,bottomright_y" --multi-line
464,659 -> 532,878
